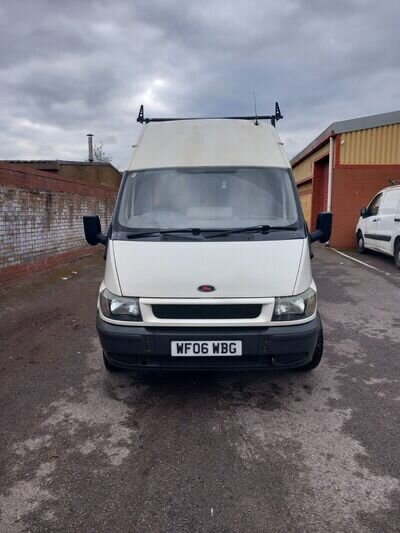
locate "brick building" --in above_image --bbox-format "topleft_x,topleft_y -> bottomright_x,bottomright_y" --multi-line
291,110 -> 400,248
0,160 -> 121,190
0,163 -> 120,287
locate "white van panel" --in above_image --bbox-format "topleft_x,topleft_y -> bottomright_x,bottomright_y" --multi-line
104,241 -> 122,295
292,239 -> 313,294
112,238 -> 305,298
127,119 -> 289,171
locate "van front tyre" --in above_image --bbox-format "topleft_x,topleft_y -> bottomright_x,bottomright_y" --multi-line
356,231 -> 367,254
394,241 -> 400,269
299,328 -> 323,371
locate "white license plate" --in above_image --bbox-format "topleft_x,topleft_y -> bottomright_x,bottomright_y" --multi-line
171,340 -> 242,357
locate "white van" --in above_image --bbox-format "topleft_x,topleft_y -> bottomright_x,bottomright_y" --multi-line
84,105 -> 332,372
356,185 -> 400,268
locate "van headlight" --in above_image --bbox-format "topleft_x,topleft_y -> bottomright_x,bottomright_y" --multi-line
99,288 -> 142,321
272,287 -> 316,321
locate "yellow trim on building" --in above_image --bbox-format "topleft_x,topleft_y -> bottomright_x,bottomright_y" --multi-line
292,142 -> 330,183
340,124 -> 400,165
297,182 -> 312,226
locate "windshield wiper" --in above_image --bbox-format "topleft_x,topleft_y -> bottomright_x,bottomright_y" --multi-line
126,228 -> 204,239
126,225 -> 297,240
205,224 -> 297,239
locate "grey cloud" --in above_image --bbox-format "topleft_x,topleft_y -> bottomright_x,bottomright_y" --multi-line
0,0 -> 399,166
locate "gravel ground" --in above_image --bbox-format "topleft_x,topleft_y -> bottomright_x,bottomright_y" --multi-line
0,246 -> 399,533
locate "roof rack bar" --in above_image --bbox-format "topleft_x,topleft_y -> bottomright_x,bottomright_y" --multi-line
137,105 -> 145,124
136,103 -> 283,127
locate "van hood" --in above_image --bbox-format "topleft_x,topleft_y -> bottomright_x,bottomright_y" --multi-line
111,239 -> 308,299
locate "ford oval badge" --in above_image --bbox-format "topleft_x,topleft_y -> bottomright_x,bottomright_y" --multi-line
197,284 -> 216,293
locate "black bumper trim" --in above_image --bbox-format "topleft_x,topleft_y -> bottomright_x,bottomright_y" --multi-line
97,314 -> 322,371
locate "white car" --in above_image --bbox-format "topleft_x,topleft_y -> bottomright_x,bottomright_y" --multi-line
84,104 -> 332,372
356,185 -> 400,268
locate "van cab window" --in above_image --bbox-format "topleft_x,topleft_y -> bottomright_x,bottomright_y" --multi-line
117,167 -> 299,230
368,193 -> 382,216
380,190 -> 400,215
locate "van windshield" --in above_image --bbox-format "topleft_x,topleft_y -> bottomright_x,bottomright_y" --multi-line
117,167 -> 299,230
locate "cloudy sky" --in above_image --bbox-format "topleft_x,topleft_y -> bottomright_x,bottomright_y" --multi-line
1,0 -> 399,168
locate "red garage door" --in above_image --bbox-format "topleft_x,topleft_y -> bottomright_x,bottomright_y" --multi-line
311,157 -> 329,230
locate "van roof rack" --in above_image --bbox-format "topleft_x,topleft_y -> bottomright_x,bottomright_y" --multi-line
137,102 -> 283,127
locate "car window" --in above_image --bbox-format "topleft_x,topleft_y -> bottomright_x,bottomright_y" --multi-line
368,193 -> 382,216
380,189 -> 400,215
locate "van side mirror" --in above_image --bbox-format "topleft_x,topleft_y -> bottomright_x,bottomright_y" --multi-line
83,215 -> 107,246
310,212 -> 332,243
360,207 -> 368,218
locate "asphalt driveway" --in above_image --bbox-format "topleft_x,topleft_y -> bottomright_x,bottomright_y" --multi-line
0,246 -> 399,533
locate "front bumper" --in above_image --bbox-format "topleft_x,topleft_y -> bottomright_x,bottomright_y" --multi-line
97,313 -> 322,371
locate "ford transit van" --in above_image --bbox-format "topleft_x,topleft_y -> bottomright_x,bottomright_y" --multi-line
84,105 -> 332,372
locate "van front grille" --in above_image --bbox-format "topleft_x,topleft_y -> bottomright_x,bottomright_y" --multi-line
151,304 -> 262,320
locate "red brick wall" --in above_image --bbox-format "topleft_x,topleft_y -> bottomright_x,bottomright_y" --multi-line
330,165 -> 400,248
0,164 -> 118,287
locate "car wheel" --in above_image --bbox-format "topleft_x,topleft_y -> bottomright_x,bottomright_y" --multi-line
299,328 -> 323,371
103,352 -> 120,372
356,231 -> 368,254
394,241 -> 400,269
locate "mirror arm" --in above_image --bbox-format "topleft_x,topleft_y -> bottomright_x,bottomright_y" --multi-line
97,233 -> 107,245
309,229 -> 323,243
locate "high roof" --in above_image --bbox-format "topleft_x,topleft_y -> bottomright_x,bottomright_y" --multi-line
128,119 -> 290,170
291,109 -> 400,167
